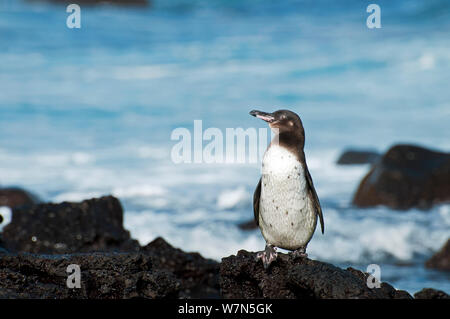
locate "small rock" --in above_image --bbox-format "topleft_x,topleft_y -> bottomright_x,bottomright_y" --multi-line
2,196 -> 140,254
414,288 -> 449,299
219,250 -> 412,299
336,149 -> 380,165
425,239 -> 450,271
352,144 -> 450,210
0,187 -> 39,209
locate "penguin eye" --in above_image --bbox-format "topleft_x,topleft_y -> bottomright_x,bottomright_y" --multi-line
280,115 -> 287,120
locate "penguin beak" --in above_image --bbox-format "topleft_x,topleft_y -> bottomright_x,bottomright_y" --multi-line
249,110 -> 275,123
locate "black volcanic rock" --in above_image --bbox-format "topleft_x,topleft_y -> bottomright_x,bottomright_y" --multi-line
0,195 -> 219,298
220,250 -> 412,299
414,288 -> 449,299
352,144 -> 450,210
425,239 -> 450,272
1,196 -> 140,254
0,238 -> 219,299
141,237 -> 220,298
0,187 -> 40,209
0,252 -> 179,299
336,149 -> 380,165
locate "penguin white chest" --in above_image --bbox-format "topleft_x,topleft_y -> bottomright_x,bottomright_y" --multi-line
259,145 -> 317,250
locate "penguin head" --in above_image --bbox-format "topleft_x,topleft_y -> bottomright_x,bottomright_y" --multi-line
249,109 -> 304,134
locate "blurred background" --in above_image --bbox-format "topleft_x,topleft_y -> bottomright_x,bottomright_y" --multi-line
0,0 -> 449,294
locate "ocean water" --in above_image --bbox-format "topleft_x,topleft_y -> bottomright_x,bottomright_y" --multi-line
0,0 -> 449,295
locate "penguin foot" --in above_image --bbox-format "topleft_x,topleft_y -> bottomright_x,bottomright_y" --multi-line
255,244 -> 278,270
291,246 -> 308,259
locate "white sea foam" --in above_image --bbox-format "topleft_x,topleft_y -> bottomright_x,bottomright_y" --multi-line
123,208 -> 264,258
0,206 -> 12,231
216,186 -> 249,210
124,202 -> 450,264
34,152 -> 94,167
52,191 -> 107,203
308,207 -> 450,263
112,185 -> 167,198
136,146 -> 169,159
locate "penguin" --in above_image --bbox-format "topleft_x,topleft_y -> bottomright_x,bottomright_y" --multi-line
249,109 -> 324,269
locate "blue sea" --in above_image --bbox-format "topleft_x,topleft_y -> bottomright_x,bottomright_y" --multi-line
0,0 -> 449,294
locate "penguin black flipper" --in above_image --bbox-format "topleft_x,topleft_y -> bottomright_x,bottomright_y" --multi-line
305,164 -> 324,234
253,178 -> 261,227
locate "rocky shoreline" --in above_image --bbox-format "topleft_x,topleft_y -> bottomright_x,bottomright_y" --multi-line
0,195 -> 448,299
